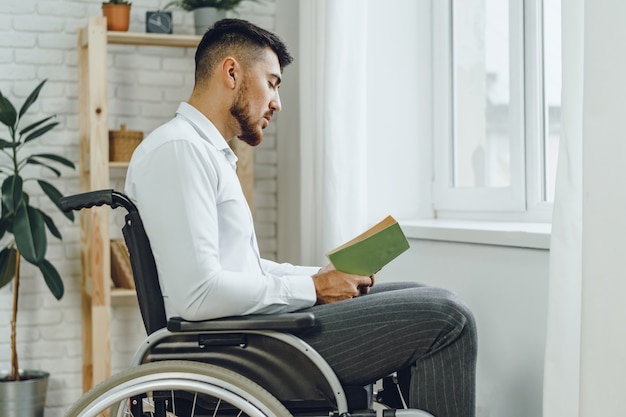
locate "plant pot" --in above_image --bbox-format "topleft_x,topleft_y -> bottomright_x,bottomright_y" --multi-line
193,7 -> 226,35
0,370 -> 49,417
102,4 -> 131,32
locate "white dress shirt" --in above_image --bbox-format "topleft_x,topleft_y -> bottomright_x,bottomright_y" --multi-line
125,102 -> 318,320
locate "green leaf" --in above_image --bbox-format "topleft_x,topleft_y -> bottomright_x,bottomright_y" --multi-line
19,115 -> 55,136
19,79 -> 47,119
0,207 -> 13,236
1,175 -> 23,213
0,247 -> 17,290
24,159 -> 61,177
23,121 -> 59,144
37,180 -> 74,222
0,138 -> 19,149
0,214 -> 9,240
38,259 -> 64,300
14,203 -> 46,264
36,209 -> 62,240
0,93 -> 17,128
29,153 -> 75,170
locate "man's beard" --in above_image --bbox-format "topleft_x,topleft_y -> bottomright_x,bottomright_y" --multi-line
230,81 -> 263,147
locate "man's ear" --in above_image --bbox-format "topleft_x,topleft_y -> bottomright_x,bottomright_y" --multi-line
221,57 -> 239,89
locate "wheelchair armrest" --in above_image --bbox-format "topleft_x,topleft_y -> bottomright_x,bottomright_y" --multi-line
167,312 -> 317,332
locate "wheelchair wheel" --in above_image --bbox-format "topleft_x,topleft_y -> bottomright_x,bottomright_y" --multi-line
65,360 -> 291,417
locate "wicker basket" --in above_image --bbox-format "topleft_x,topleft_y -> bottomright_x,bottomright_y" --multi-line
109,124 -> 143,162
110,239 -> 135,289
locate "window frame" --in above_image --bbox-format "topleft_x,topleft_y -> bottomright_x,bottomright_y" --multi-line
432,0 -> 556,223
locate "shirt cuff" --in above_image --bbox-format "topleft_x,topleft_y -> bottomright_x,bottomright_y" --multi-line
286,273 -> 317,308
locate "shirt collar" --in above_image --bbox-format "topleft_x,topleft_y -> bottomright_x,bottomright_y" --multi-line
175,102 -> 238,165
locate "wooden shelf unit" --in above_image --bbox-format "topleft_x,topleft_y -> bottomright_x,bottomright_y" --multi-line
77,16 -> 254,391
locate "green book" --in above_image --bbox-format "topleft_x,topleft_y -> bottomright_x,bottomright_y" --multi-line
325,215 -> 410,276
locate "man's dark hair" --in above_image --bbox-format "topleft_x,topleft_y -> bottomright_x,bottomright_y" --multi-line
194,18 -> 294,84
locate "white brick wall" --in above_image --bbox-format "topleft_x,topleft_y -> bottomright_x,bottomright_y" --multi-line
0,1 -> 280,415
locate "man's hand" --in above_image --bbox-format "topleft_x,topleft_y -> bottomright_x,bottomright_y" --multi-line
312,264 -> 375,305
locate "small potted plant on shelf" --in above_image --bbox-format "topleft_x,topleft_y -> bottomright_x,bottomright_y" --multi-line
0,79 -> 75,417
164,0 -> 248,35
102,0 -> 132,32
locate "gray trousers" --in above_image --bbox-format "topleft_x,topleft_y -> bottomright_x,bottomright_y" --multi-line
299,282 -> 477,417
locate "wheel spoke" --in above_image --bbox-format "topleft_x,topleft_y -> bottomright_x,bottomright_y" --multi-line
212,398 -> 222,417
190,393 -> 198,417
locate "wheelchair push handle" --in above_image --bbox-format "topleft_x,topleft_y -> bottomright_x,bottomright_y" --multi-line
60,189 -> 138,213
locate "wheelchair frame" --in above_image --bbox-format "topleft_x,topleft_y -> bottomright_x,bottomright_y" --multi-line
61,189 -> 433,417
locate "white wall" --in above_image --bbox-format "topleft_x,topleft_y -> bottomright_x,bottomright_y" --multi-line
379,239 -> 549,417
0,1 -> 281,415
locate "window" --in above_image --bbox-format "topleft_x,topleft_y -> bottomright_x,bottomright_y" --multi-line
432,0 -> 561,222
542,0 -> 561,202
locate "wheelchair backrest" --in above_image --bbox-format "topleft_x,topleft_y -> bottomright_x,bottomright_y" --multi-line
60,189 -> 167,335
122,207 -> 167,335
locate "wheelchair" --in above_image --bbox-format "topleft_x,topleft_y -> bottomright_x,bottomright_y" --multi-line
61,190 -> 434,417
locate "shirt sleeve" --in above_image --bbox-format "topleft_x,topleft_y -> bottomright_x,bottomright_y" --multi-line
125,139 -> 317,320
260,259 -> 321,277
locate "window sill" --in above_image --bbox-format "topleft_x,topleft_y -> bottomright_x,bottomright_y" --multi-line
399,219 -> 551,250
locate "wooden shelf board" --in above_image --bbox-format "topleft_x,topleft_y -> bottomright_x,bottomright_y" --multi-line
111,287 -> 137,299
109,161 -> 130,169
107,31 -> 201,48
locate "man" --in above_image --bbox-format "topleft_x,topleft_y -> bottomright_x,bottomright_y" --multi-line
125,18 -> 477,417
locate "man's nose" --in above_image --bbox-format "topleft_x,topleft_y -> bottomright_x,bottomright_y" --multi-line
270,92 -> 282,112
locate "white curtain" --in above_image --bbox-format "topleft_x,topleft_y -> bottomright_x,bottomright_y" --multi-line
298,0 -> 423,265
542,0 -> 584,415
544,1 -> 626,415
299,0 -> 369,265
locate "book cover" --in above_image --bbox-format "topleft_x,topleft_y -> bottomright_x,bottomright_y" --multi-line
325,215 -> 410,276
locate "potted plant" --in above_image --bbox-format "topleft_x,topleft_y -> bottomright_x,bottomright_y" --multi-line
164,0 -> 248,35
102,0 -> 132,31
0,79 -> 75,417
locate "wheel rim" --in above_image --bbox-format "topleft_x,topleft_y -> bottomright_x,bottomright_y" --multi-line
76,374 -> 277,417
